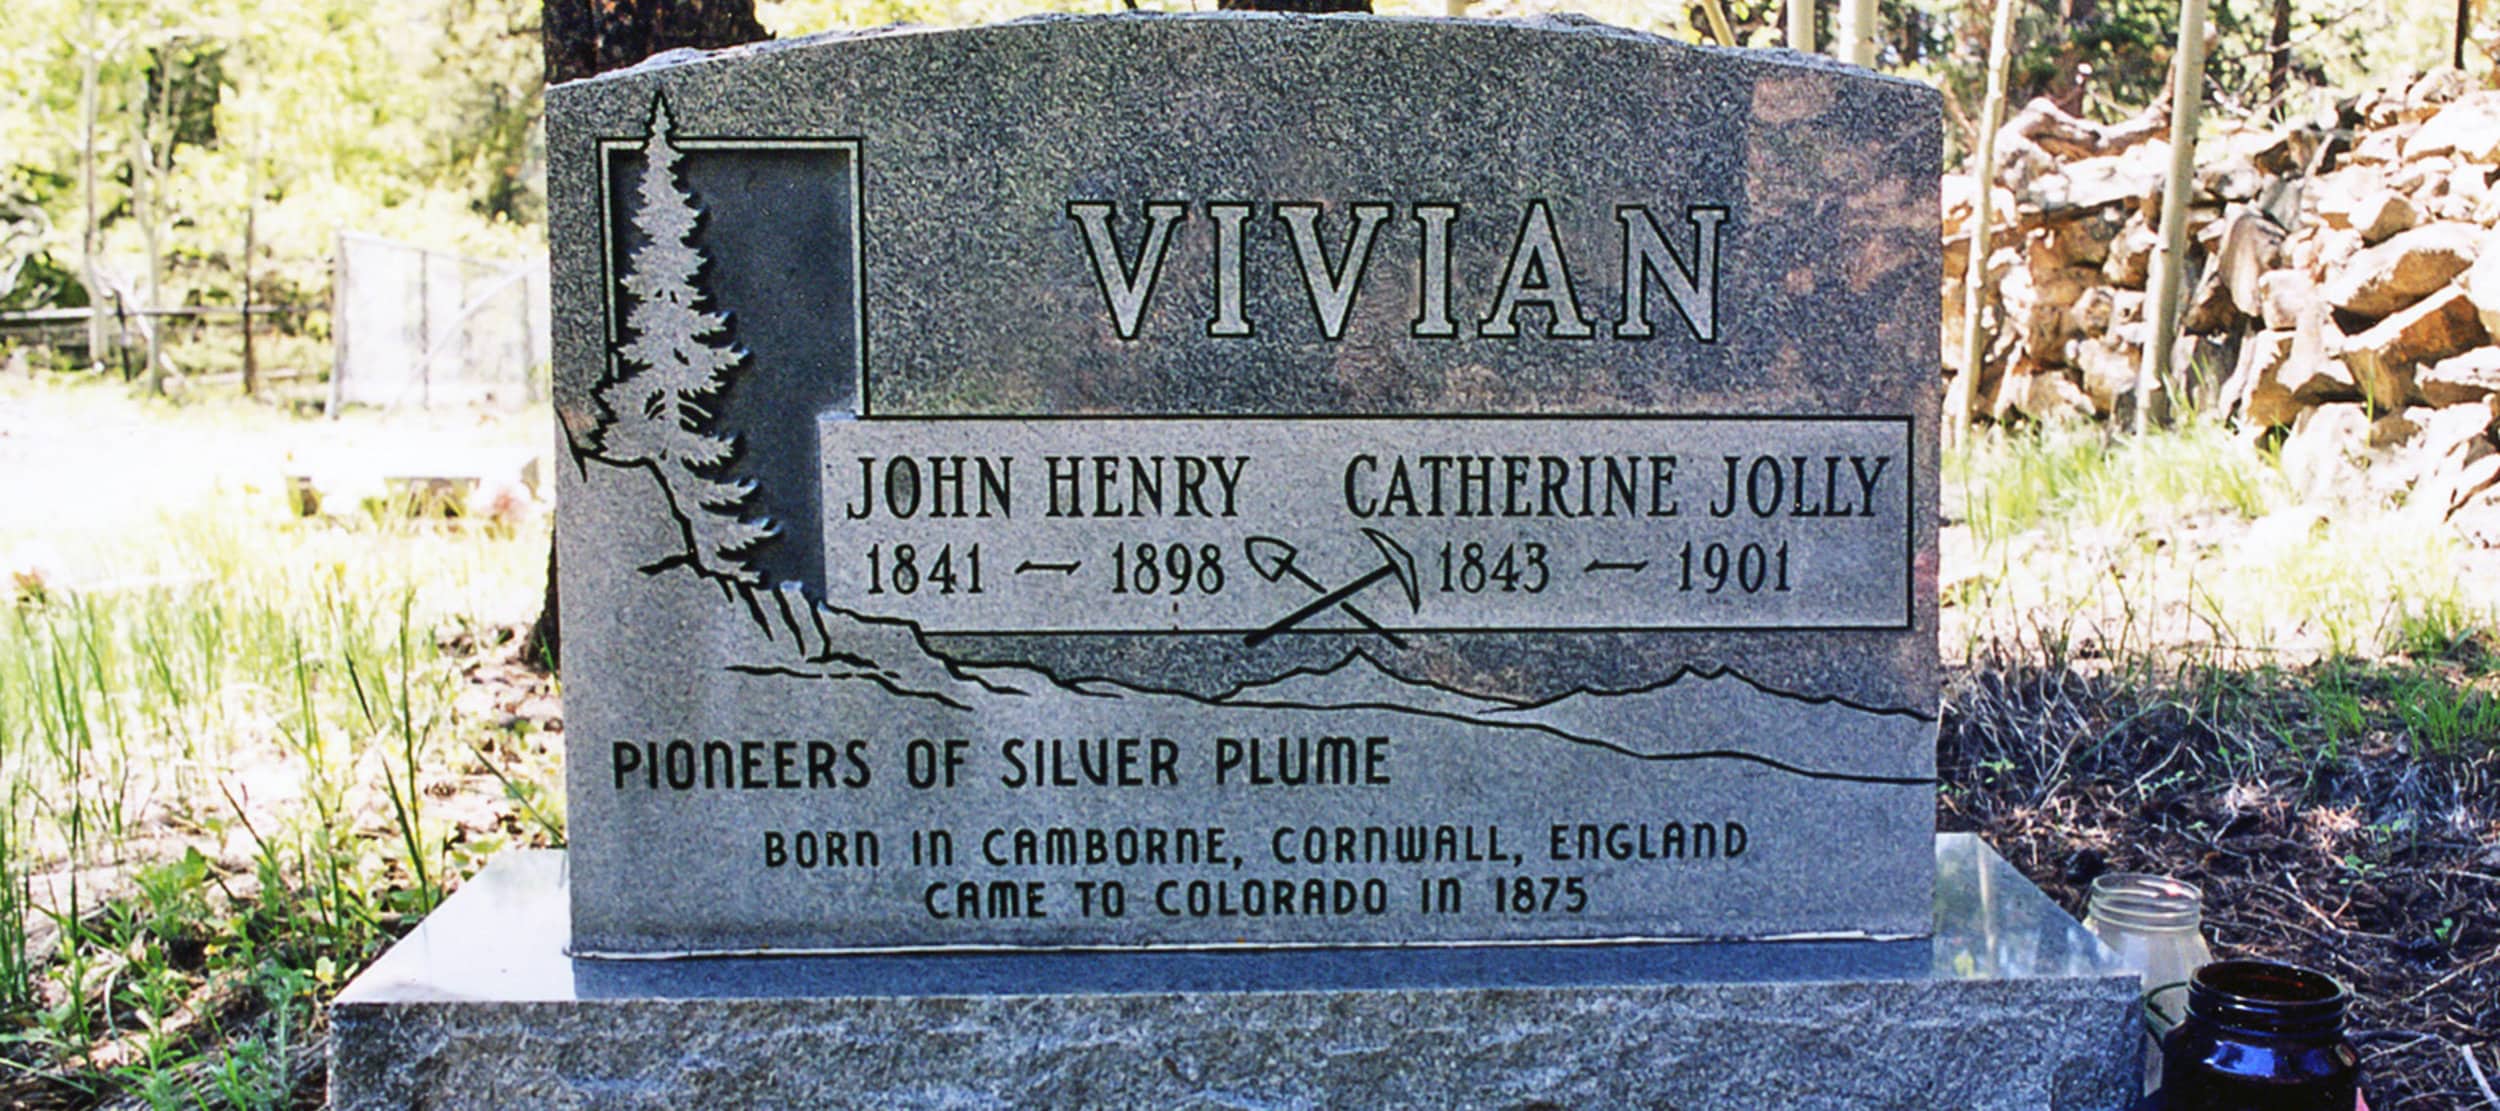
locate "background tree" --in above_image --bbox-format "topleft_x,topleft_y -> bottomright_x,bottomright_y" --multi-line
1905,0 -> 2490,151
1,0 -> 546,373
544,0 -> 768,84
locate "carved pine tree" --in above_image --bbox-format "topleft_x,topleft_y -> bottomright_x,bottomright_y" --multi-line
596,96 -> 775,583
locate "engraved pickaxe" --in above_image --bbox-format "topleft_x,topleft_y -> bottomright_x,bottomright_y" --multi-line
1243,536 -> 1407,648
1245,529 -> 1421,647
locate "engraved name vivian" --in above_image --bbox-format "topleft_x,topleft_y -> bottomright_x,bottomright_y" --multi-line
1068,200 -> 1726,342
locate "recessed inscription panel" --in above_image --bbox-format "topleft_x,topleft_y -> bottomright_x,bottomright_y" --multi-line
822,417 -> 1912,634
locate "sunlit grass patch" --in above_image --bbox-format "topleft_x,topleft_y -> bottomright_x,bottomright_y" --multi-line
1943,420 -> 2497,667
0,392 -> 558,1104
1949,420 -> 2286,545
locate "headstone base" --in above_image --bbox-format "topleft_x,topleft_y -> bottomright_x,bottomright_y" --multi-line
330,834 -> 2140,1109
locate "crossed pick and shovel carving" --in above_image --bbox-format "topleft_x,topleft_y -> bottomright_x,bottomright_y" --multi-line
1242,529 -> 1419,648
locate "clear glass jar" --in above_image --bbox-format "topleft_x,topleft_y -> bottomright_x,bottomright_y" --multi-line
2158,959 -> 2361,1111
2085,872 -> 2214,1091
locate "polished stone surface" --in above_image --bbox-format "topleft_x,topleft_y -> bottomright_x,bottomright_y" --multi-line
546,13 -> 1945,954
330,835 -> 2141,1108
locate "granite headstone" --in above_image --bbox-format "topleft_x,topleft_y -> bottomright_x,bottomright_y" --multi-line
331,18 -> 2146,1108
550,12 -> 1942,955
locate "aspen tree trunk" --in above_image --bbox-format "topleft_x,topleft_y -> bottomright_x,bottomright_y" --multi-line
1788,0 -> 1813,51
136,44 -> 181,397
2136,0 -> 2209,433
134,111 -> 164,397
1838,0 -> 1877,65
1945,0 -> 2019,443
78,0 -> 104,372
2268,0 -> 2290,106
1700,0 -> 1737,45
242,151 -> 259,398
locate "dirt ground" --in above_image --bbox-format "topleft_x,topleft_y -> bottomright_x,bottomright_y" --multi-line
1941,654 -> 2500,1109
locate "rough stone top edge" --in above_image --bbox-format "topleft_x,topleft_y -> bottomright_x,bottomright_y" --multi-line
546,11 -> 1936,101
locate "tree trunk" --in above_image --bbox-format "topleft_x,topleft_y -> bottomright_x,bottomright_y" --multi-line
1787,0 -> 1813,51
79,0 -> 104,373
138,45 -> 180,397
1945,0 -> 2018,442
544,0 -> 772,85
242,148 -> 259,398
2268,0 -> 2290,106
528,0 -> 773,672
134,111 -> 164,397
1699,0 -> 1737,44
2136,0 -> 2209,433
1837,0 -> 1876,65
2459,0 -> 2473,70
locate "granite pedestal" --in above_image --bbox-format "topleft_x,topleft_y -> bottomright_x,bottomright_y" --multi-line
330,834 -> 2141,1109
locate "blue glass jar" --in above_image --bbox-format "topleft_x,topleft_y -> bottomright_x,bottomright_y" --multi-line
2158,959 -> 2361,1111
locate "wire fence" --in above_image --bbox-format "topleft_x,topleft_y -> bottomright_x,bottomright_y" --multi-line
0,234 -> 549,414
0,303 -> 321,391
331,233 -> 549,411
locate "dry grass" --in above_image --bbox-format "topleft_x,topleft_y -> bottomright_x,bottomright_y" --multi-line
0,375 -> 559,1108
1943,419 -> 2499,1109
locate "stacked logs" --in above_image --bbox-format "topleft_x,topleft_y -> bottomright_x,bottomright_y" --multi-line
1945,72 -> 2500,545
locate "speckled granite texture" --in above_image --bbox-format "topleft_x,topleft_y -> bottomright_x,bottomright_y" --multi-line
547,12 -> 1948,954
330,838 -> 2141,1109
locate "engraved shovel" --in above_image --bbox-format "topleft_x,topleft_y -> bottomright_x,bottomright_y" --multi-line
1243,536 -> 1407,648
1244,529 -> 1421,647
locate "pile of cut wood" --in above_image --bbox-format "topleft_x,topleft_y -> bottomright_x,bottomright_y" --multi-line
1945,71 -> 2500,545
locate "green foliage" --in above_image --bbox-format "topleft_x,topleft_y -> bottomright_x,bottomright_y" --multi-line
140,36 -> 225,151
1945,419 -> 2496,666
1897,0 -> 2500,163
2,251 -> 87,311
2305,664 -> 2369,754
2288,658 -> 2499,765
0,0 -> 544,381
2392,672 -> 2500,758
1949,419 -> 2282,546
0,381 -> 557,1102
2388,592 -> 2488,663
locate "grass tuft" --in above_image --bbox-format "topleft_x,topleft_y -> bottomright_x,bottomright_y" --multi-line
0,379 -> 556,1105
1945,419 -> 2497,667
